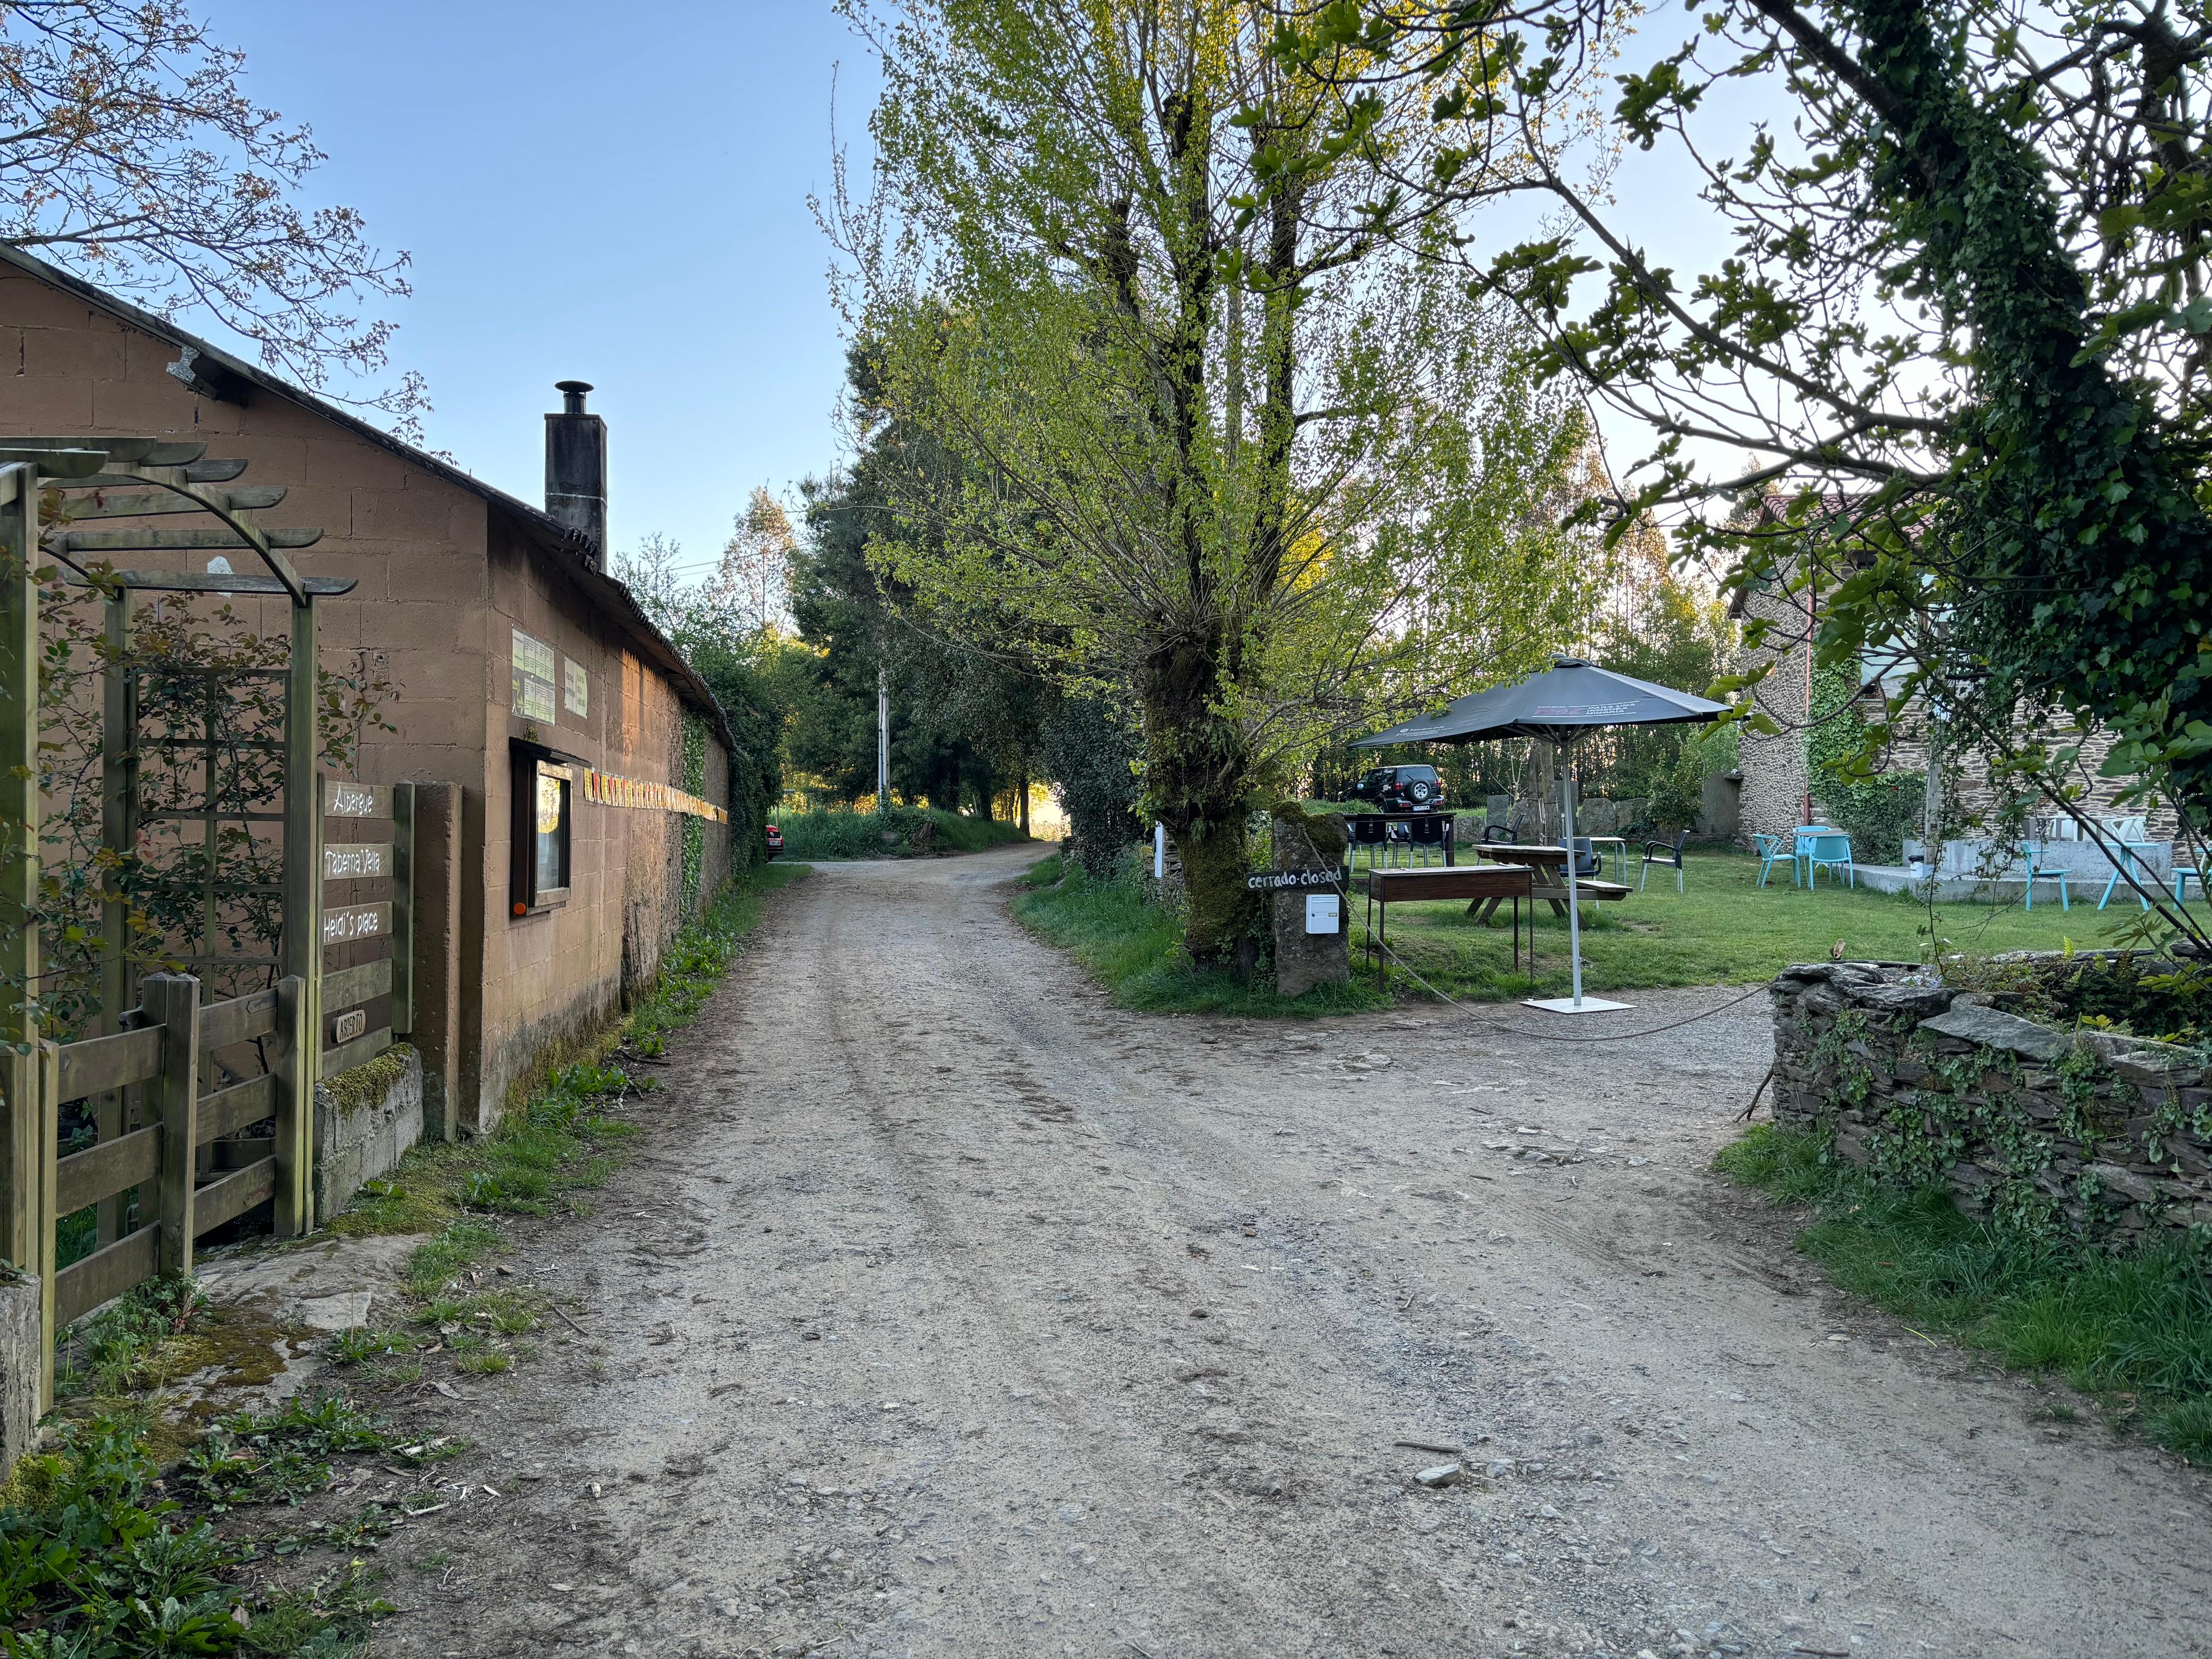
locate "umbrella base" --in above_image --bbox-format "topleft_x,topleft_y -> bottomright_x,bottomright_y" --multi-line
1524,995 -> 1633,1015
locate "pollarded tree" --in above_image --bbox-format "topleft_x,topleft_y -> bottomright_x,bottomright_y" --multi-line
831,0 -> 1606,964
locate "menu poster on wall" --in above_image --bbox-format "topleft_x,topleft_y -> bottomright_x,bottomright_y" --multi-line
512,628 -> 557,723
564,658 -> 589,718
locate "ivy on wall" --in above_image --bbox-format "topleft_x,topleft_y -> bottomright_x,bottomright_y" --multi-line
680,712 -> 707,909
1805,664 -> 1925,862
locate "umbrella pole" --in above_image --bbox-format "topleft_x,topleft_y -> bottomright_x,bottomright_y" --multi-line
1562,749 -> 1584,1008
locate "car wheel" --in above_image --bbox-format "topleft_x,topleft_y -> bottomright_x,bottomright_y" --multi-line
1410,780 -> 1432,802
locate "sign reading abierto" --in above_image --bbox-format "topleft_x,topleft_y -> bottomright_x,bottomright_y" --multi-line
582,768 -> 729,824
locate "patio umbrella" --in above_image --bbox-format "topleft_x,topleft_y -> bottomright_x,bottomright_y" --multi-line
1353,657 -> 1728,1014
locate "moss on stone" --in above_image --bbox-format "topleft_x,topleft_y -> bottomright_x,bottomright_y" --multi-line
1270,800 -> 1348,863
320,1044 -> 414,1116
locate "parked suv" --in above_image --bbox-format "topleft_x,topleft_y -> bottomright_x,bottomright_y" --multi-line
1350,764 -> 1444,809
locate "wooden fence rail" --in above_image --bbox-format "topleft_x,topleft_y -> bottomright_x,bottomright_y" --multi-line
39,971 -> 309,1399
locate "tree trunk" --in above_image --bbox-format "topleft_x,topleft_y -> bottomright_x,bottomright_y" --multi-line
1141,633 -> 1255,968
1518,741 -> 1560,843
1017,772 -> 1030,834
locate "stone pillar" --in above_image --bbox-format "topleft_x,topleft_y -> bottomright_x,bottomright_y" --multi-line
1271,810 -> 1349,998
0,1272 -> 39,1476
408,782 -> 465,1141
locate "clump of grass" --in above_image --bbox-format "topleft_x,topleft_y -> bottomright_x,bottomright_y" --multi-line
1719,1123 -> 2212,1460
55,1275 -> 208,1400
0,1415 -> 395,1651
179,1391 -> 443,1512
1012,854 -> 1388,1018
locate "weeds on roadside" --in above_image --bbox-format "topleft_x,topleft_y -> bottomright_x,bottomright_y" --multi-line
1718,1123 -> 2212,1460
179,1393 -> 444,1512
0,1415 -> 394,1653
54,1276 -> 207,1400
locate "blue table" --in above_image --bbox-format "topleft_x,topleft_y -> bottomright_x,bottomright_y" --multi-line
1793,826 -> 1841,886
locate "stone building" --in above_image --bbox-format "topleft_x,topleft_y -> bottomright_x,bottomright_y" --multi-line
1728,504 -> 2169,849
0,245 -> 738,1131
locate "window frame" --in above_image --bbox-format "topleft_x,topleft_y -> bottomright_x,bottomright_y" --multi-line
510,743 -> 578,916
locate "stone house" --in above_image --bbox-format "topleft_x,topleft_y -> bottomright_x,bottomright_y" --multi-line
1728,503 -> 2169,857
0,245 -> 738,1132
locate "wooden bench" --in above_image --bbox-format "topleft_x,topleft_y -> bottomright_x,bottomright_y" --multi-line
1363,864 -> 1535,983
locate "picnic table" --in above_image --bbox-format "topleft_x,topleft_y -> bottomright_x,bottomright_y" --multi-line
1469,844 -> 1633,922
1364,863 -> 1535,984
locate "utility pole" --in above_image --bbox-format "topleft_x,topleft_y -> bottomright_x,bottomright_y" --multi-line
876,660 -> 890,812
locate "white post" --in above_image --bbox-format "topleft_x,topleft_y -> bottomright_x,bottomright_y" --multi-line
1153,822 -> 1165,880
876,661 -> 889,811
1562,752 -> 1584,1008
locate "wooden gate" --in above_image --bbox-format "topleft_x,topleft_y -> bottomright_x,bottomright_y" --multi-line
33,971 -> 311,1403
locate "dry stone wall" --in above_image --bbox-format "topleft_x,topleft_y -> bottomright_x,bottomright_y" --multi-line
1771,961 -> 2212,1247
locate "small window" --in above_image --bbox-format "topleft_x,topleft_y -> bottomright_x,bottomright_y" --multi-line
512,756 -> 572,914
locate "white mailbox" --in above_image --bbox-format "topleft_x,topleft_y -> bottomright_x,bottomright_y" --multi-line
1304,892 -> 1340,935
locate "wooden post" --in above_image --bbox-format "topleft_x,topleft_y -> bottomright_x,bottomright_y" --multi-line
143,973 -> 199,1278
0,464 -> 44,1304
392,781 -> 415,1039
272,974 -> 310,1236
32,1041 -> 54,1410
281,601 -> 319,1145
96,591 -> 137,1247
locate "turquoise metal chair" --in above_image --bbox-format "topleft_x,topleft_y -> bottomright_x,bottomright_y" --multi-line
2177,866 -> 2203,907
1752,833 -> 1794,888
2022,842 -> 2070,911
1802,832 -> 1855,889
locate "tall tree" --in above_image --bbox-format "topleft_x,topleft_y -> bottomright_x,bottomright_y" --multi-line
1264,1 -> 2212,864
833,0 -> 1601,963
0,0 -> 422,426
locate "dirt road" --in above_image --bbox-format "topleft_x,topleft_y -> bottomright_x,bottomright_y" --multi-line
371,846 -> 2212,1658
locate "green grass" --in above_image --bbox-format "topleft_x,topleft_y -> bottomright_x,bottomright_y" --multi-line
1012,854 -> 1388,1017
778,805 -> 1028,860
1718,1123 -> 2212,1459
1366,846 -> 2177,1002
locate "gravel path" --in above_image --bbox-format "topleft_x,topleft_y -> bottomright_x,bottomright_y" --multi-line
370,846 -> 2212,1658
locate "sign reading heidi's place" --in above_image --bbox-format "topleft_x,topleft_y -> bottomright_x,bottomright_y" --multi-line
321,902 -> 390,946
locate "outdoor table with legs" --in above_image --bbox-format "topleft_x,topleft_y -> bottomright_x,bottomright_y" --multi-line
1365,863 -> 1533,985
1467,844 -> 1633,921
1589,835 -> 1630,882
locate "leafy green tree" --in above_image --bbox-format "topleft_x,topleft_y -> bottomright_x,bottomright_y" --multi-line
1260,0 -> 2212,906
832,0 -> 1601,963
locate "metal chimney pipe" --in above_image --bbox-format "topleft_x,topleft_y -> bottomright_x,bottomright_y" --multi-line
545,379 -> 607,568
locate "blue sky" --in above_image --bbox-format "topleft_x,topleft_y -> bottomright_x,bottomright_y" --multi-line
203,1 -> 880,579
193,3 -> 1767,573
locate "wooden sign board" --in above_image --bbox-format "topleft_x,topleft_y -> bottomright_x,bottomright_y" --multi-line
322,841 -> 390,881
331,1008 -> 366,1045
324,781 -> 391,820
321,901 -> 389,946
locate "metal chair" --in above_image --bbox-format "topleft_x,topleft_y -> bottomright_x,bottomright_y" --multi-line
1752,832 -> 1793,888
2021,842 -> 2070,911
1802,831 -> 1855,889
1482,820 -> 1514,846
1640,829 -> 1689,893
2176,866 -> 2203,907
1568,837 -> 1603,878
